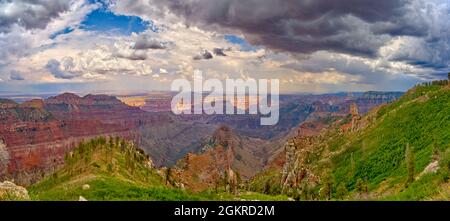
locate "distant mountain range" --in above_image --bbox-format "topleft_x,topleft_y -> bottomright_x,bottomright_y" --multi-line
0,91 -> 403,186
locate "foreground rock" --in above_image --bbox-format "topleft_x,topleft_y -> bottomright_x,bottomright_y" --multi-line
0,181 -> 30,200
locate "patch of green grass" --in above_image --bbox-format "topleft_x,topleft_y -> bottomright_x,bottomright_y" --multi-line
238,192 -> 290,201
249,169 -> 283,195
382,173 -> 441,201
30,176 -> 208,201
329,85 -> 450,195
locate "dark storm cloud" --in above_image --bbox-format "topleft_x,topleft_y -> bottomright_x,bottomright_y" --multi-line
406,60 -> 448,69
115,51 -> 148,60
193,49 -> 213,60
132,34 -> 167,50
45,58 -> 80,79
143,0 -> 429,57
213,48 -> 227,56
0,0 -> 71,33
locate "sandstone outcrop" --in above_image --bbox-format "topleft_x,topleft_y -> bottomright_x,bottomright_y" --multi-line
0,140 -> 9,177
0,181 -> 30,200
172,126 -> 266,192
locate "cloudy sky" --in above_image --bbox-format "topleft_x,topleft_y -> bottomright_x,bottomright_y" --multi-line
0,0 -> 449,94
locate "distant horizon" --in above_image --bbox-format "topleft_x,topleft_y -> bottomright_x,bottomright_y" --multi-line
0,89 -> 406,103
0,89 -> 407,97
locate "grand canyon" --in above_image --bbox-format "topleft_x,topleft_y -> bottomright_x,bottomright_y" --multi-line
0,91 -> 401,187
0,0 -> 449,205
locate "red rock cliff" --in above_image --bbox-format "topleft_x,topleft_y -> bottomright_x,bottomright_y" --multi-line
0,93 -> 171,185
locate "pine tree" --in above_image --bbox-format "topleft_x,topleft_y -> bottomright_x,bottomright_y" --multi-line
292,187 -> 302,201
165,167 -> 172,185
223,170 -> 229,192
405,143 -> 415,184
432,138 -> 441,161
114,136 -> 120,149
361,140 -> 367,160
107,163 -> 113,172
336,183 -> 348,200
211,172 -> 220,193
235,171 -> 241,187
263,181 -> 270,195
319,174 -> 333,200
350,152 -> 356,176
355,178 -> 365,193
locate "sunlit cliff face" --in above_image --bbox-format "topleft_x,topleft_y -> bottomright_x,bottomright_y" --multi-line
171,95 -> 258,113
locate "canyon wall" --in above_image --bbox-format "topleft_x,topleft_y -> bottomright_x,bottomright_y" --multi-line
0,93 -> 171,185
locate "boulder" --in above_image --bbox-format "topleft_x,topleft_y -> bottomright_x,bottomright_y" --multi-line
418,161 -> 440,179
0,181 -> 30,200
82,184 -> 90,190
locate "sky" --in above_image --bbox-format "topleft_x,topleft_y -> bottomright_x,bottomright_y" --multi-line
0,0 -> 449,94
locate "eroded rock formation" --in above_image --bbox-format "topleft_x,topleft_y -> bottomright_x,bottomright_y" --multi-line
171,126 -> 264,192
0,140 -> 9,178
0,94 -> 170,185
0,181 -> 30,200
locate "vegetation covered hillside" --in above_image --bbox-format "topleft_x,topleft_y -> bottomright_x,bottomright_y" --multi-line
28,137 -> 287,201
251,82 -> 450,200
29,137 -> 215,201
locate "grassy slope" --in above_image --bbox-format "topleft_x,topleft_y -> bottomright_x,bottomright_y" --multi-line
317,84 -> 450,200
29,137 -> 209,201
29,137 -> 287,201
251,84 -> 450,200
